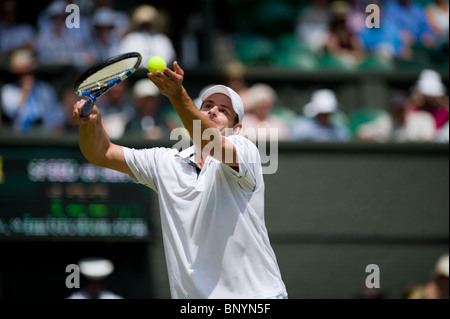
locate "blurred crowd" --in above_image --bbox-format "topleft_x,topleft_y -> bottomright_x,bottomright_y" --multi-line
0,0 -> 448,143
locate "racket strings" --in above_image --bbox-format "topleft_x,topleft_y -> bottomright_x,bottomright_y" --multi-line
77,57 -> 139,92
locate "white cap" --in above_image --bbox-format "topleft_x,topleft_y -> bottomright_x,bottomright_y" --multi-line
200,85 -> 244,122
416,69 -> 446,97
92,8 -> 116,28
247,83 -> 276,111
79,257 -> 114,280
133,79 -> 160,98
304,89 -> 338,118
47,0 -> 67,17
194,85 -> 215,109
435,254 -> 449,277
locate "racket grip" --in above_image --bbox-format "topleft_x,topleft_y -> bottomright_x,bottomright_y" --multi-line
80,99 -> 95,117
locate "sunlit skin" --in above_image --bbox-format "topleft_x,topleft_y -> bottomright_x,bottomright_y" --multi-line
199,93 -> 240,135
147,62 -> 242,169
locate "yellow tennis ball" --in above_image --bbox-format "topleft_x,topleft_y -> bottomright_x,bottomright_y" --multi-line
147,56 -> 167,74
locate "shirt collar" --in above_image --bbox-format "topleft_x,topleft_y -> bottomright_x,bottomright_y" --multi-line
175,145 -> 197,163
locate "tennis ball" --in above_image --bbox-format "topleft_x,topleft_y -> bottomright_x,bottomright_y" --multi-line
147,56 -> 167,74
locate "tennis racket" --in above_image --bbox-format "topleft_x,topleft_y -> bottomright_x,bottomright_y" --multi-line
73,52 -> 142,117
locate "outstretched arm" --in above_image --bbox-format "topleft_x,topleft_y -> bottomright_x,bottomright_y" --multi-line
148,62 -> 239,167
73,100 -> 133,176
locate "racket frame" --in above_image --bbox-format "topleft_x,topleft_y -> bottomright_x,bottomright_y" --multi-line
73,52 -> 142,117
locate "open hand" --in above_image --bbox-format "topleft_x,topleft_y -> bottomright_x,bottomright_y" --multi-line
147,61 -> 184,99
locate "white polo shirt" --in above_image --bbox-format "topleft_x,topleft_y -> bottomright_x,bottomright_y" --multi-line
123,134 -> 287,299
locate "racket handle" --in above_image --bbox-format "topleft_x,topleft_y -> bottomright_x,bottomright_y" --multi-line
80,99 -> 95,117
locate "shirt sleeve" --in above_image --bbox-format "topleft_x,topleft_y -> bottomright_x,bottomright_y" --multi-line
123,147 -> 162,192
224,134 -> 262,190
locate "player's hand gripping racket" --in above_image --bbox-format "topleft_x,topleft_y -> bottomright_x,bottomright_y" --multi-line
73,52 -> 142,117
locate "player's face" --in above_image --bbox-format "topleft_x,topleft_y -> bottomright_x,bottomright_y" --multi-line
200,93 -> 239,134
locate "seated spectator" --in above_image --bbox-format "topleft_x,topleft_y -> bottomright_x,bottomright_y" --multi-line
240,83 -> 289,142
126,78 -> 171,140
0,49 -> 64,133
290,89 -> 351,142
94,0 -> 131,39
358,2 -> 411,61
435,120 -> 449,143
119,5 -> 176,69
0,0 -> 35,59
35,0 -> 96,66
96,81 -> 134,140
323,1 -> 365,68
384,0 -> 436,50
90,7 -> 121,62
346,0 -> 368,36
222,60 -> 251,111
408,69 -> 449,130
295,0 -> 331,53
355,90 -> 436,143
424,253 -> 449,299
66,257 -> 123,299
425,0 -> 449,47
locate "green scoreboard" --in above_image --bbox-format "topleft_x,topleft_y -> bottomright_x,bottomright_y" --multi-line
0,144 -> 153,241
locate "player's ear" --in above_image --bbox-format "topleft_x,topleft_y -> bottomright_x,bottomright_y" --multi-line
232,122 -> 242,135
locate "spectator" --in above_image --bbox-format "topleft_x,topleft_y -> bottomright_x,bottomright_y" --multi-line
35,0 -> 96,66
425,0 -> 449,47
346,0 -> 369,36
222,60 -> 251,111
384,0 -> 436,50
355,90 -> 436,143
295,0 -> 331,53
240,83 -> 289,142
96,81 -> 134,140
402,283 -> 426,299
90,7 -> 121,62
408,69 -> 449,131
119,5 -> 176,69
290,89 -> 351,142
424,253 -> 449,299
323,1 -> 365,68
0,49 -> 64,133
435,120 -> 449,142
0,0 -> 35,59
358,2 -> 411,61
126,78 -> 171,140
66,257 -> 123,299
61,71 -> 85,133
94,0 -> 131,39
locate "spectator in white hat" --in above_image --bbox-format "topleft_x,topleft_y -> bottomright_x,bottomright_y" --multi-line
119,5 -> 176,69
240,83 -> 289,142
1,48 -> 65,133
424,253 -> 449,299
35,0 -> 95,66
289,89 -> 351,142
66,257 -> 123,299
407,69 -> 449,132
90,7 -> 121,62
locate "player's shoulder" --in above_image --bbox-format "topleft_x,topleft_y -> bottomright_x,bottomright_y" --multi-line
226,134 -> 259,152
124,146 -> 178,160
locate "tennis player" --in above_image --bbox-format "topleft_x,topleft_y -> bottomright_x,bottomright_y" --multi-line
73,61 -> 287,299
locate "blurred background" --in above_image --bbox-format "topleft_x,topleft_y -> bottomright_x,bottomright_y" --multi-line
0,0 -> 448,299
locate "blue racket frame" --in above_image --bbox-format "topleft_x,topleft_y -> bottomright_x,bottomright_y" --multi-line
73,52 -> 142,117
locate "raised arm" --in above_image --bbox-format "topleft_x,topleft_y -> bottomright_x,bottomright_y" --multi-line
73,100 -> 133,176
148,62 -> 239,168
